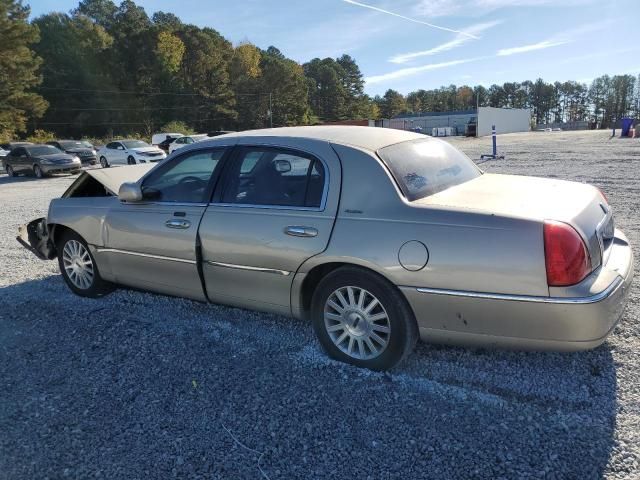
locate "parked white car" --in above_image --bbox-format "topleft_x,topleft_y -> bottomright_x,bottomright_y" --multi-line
168,134 -> 209,154
98,140 -> 166,168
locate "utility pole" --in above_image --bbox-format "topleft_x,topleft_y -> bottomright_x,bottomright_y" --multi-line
269,92 -> 273,128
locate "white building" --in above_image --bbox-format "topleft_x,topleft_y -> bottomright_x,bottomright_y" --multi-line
381,107 -> 531,137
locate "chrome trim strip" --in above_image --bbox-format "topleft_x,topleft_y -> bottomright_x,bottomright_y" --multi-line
209,202 -> 324,212
96,248 -> 196,264
414,277 -> 623,304
205,260 -> 291,276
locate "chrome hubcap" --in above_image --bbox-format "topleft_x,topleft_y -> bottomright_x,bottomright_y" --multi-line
62,240 -> 94,289
324,286 -> 391,360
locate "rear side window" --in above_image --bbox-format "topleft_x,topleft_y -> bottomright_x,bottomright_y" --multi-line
377,139 -> 481,201
222,147 -> 325,208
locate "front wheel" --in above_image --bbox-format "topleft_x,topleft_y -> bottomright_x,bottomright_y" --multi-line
6,164 -> 15,177
311,267 -> 418,371
127,156 -> 136,165
57,230 -> 114,298
100,156 -> 109,168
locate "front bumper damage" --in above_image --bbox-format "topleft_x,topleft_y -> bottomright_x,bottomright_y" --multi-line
17,217 -> 56,260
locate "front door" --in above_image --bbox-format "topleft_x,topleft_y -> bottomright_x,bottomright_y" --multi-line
99,147 -> 227,300
199,143 -> 341,314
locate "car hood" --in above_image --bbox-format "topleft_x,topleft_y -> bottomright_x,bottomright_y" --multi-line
86,164 -> 154,195
414,172 -> 609,266
38,153 -> 79,161
129,146 -> 163,154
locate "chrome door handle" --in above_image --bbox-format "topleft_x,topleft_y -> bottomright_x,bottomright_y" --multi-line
165,219 -> 191,229
285,226 -> 318,237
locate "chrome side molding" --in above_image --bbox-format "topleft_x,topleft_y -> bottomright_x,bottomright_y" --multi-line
205,260 -> 291,276
96,248 -> 196,264
414,276 -> 623,305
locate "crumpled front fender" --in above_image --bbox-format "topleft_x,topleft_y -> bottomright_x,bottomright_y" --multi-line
16,217 -> 56,260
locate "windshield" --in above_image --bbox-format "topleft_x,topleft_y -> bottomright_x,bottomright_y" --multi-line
377,139 -> 481,201
122,140 -> 149,149
27,145 -> 63,156
59,140 -> 93,149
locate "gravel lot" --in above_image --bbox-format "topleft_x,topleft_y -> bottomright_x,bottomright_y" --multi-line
1,130 -> 639,479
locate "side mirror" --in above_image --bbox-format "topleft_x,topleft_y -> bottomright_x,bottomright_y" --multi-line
274,159 -> 292,173
118,182 -> 143,202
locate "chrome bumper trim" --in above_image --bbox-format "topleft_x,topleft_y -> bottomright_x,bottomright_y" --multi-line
414,276 -> 623,305
205,260 -> 291,276
96,248 -> 196,264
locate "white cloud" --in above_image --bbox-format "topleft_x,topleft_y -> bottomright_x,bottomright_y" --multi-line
497,40 -> 568,56
389,20 -> 501,64
341,0 -> 478,38
365,57 -> 486,84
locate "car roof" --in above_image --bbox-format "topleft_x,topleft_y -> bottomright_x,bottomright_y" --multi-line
211,126 -> 427,152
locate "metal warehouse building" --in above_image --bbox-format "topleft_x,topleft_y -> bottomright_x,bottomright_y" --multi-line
380,107 -> 531,137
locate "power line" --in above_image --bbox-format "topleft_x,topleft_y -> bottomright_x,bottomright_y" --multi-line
38,86 -> 273,97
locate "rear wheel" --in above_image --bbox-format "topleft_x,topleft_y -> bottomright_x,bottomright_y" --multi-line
100,156 -> 109,168
57,230 -> 114,298
127,156 -> 136,165
311,266 -> 418,371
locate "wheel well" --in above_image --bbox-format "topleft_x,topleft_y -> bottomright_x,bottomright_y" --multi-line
299,262 -> 396,319
51,224 -> 74,249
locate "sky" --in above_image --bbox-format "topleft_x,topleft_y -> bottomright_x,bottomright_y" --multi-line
29,0 -> 639,96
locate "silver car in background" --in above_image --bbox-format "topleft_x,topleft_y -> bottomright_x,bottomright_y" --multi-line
18,127 -> 634,370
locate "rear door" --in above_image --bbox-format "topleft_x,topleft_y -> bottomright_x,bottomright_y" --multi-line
199,141 -> 341,313
99,147 -> 228,300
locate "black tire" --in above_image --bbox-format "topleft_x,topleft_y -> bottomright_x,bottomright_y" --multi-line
57,230 -> 115,298
33,164 -> 45,178
127,156 -> 136,165
6,164 -> 15,177
100,156 -> 109,168
311,266 -> 418,371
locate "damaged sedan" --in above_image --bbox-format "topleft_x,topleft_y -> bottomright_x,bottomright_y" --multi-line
18,127 -> 634,370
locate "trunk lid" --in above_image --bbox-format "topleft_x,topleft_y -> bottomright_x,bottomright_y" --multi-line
414,173 -> 612,269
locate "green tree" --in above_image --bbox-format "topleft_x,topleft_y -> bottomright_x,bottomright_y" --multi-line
0,0 -> 47,139
380,89 -> 406,118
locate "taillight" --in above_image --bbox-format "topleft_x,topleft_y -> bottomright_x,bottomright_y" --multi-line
543,220 -> 591,286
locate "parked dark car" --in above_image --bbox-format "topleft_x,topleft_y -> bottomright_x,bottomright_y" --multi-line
4,144 -> 81,178
47,140 -> 97,165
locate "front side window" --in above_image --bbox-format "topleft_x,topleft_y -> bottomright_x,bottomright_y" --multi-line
377,139 -> 481,201
141,149 -> 225,203
222,147 -> 325,208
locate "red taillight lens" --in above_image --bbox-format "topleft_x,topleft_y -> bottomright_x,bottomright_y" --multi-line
543,220 -> 592,286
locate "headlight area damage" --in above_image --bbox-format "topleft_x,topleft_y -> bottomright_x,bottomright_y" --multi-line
17,217 -> 55,260
16,164 -> 154,262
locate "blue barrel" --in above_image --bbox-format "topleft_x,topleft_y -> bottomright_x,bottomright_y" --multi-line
621,118 -> 633,137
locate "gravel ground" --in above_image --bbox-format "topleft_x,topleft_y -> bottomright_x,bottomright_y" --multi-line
1,130 -> 639,479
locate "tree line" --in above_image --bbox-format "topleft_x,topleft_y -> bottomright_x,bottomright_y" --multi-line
377,76 -> 640,128
1,0 -> 639,141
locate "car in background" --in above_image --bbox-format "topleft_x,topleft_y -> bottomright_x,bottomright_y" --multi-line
151,132 -> 183,147
97,139 -> 166,168
157,136 -> 182,153
4,144 -> 81,178
168,134 -> 209,154
47,140 -> 98,166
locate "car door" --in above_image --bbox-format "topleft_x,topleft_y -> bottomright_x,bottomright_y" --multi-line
198,141 -> 341,314
170,137 -> 186,154
11,147 -> 28,172
106,142 -> 125,164
98,147 -> 228,300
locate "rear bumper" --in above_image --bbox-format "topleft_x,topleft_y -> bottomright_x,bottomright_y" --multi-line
401,230 -> 634,351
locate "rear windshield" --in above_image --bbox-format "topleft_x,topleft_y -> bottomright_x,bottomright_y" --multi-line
377,139 -> 481,201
